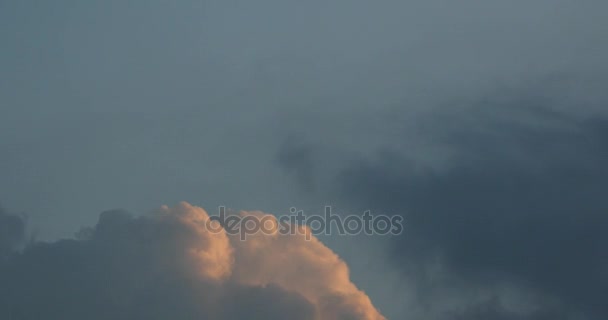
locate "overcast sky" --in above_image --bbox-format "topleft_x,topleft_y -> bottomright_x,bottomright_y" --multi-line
1,1 -> 608,319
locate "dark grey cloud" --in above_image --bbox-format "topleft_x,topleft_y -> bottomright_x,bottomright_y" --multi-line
0,207 -> 25,260
331,86 -> 608,319
277,135 -> 317,193
440,297 -> 562,320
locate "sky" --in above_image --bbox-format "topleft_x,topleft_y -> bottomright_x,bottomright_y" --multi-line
1,1 -> 608,319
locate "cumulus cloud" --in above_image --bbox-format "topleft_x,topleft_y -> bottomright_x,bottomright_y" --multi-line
228,210 -> 382,319
0,202 -> 384,320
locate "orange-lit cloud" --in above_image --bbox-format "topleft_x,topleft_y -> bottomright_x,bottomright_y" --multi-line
0,202 -> 385,320
161,202 -> 386,320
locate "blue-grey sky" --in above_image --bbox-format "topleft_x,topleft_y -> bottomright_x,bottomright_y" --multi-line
1,1 -> 608,319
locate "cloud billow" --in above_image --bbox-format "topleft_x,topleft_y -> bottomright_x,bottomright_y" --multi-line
0,202 -> 385,320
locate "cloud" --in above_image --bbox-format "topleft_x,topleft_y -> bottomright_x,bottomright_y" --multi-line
0,207 -> 25,260
0,202 -> 384,320
267,78 -> 608,319
276,135 -> 317,193
334,101 -> 608,319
